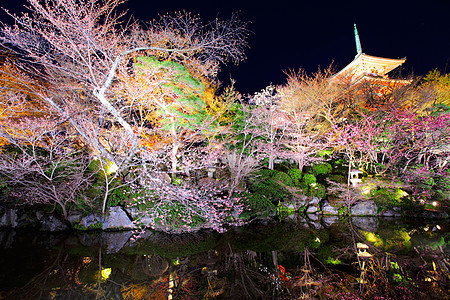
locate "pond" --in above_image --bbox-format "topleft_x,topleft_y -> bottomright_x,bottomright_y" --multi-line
0,216 -> 448,299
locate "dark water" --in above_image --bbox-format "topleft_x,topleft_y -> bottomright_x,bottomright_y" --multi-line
0,216 -> 449,299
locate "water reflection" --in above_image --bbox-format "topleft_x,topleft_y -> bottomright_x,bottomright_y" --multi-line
0,217 -> 448,299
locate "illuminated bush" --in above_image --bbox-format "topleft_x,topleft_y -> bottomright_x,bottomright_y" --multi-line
287,169 -> 303,186
272,171 -> 294,186
311,162 -> 332,176
302,173 -> 317,186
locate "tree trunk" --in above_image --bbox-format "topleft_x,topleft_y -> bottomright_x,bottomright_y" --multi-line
268,154 -> 274,170
170,118 -> 180,178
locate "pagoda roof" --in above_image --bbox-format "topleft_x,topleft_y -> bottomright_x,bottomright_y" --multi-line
329,53 -> 407,83
352,74 -> 412,86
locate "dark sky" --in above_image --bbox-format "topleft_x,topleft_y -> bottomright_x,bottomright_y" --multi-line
1,0 -> 449,94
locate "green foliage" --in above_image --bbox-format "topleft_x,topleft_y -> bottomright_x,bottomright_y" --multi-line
423,69 -> 450,107
338,206 -> 347,216
239,192 -> 277,219
317,149 -> 333,158
108,185 -> 132,208
127,233 -> 219,259
72,221 -> 102,231
363,228 -> 412,254
325,256 -> 342,265
292,172 -> 321,196
317,244 -> 342,265
87,159 -> 101,173
272,171 -> 294,186
255,169 -> 279,180
276,201 -> 296,218
435,169 -> 450,190
248,169 -> 293,203
424,69 -> 450,85
0,177 -> 10,200
311,162 -> 332,176
136,56 -> 204,93
287,169 -> 302,186
302,173 -> 317,186
331,158 -> 348,174
248,179 -> 290,203
135,56 -> 215,133
429,237 -> 447,249
371,187 -> 406,210
153,201 -> 206,229
309,183 -> 327,199
172,177 -> 182,186
228,101 -> 245,130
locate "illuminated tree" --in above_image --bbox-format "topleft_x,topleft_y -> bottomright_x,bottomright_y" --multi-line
0,115 -> 93,218
118,56 -> 221,175
0,0 -> 249,224
278,68 -> 354,133
276,69 -> 349,170
423,69 -> 450,108
224,100 -> 267,196
249,85 -> 289,170
0,0 -> 248,170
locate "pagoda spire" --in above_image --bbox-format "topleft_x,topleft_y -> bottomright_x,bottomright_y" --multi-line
354,24 -> 362,57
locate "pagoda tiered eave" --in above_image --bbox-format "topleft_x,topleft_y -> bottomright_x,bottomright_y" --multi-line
352,74 -> 412,86
329,53 -> 407,83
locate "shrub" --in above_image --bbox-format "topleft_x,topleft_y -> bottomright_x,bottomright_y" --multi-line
371,187 -> 406,210
272,171 -> 294,186
108,185 -> 132,207
248,180 -> 290,203
287,169 -> 302,186
165,202 -> 206,229
302,173 -> 317,186
248,170 -> 293,203
239,192 -> 277,219
255,169 -> 278,180
312,162 -> 332,176
310,183 -> 327,198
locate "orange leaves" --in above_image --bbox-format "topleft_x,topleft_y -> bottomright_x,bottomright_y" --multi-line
0,62 -> 47,120
131,126 -> 169,151
138,133 -> 165,150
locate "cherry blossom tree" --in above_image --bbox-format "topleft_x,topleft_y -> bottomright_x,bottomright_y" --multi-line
0,0 -> 249,224
249,85 -> 289,170
276,69 -> 347,171
0,0 -> 248,170
0,115 -> 93,218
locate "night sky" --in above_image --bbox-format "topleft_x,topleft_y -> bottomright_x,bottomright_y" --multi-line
1,0 -> 449,94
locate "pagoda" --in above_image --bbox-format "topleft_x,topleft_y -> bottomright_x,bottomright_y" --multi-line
329,25 -> 411,93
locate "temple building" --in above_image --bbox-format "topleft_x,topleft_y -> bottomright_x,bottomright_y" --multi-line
329,25 -> 411,95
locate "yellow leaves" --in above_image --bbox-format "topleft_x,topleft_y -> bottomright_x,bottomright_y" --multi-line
203,82 -> 239,126
203,86 -> 230,123
425,71 -> 450,106
0,137 -> 9,148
